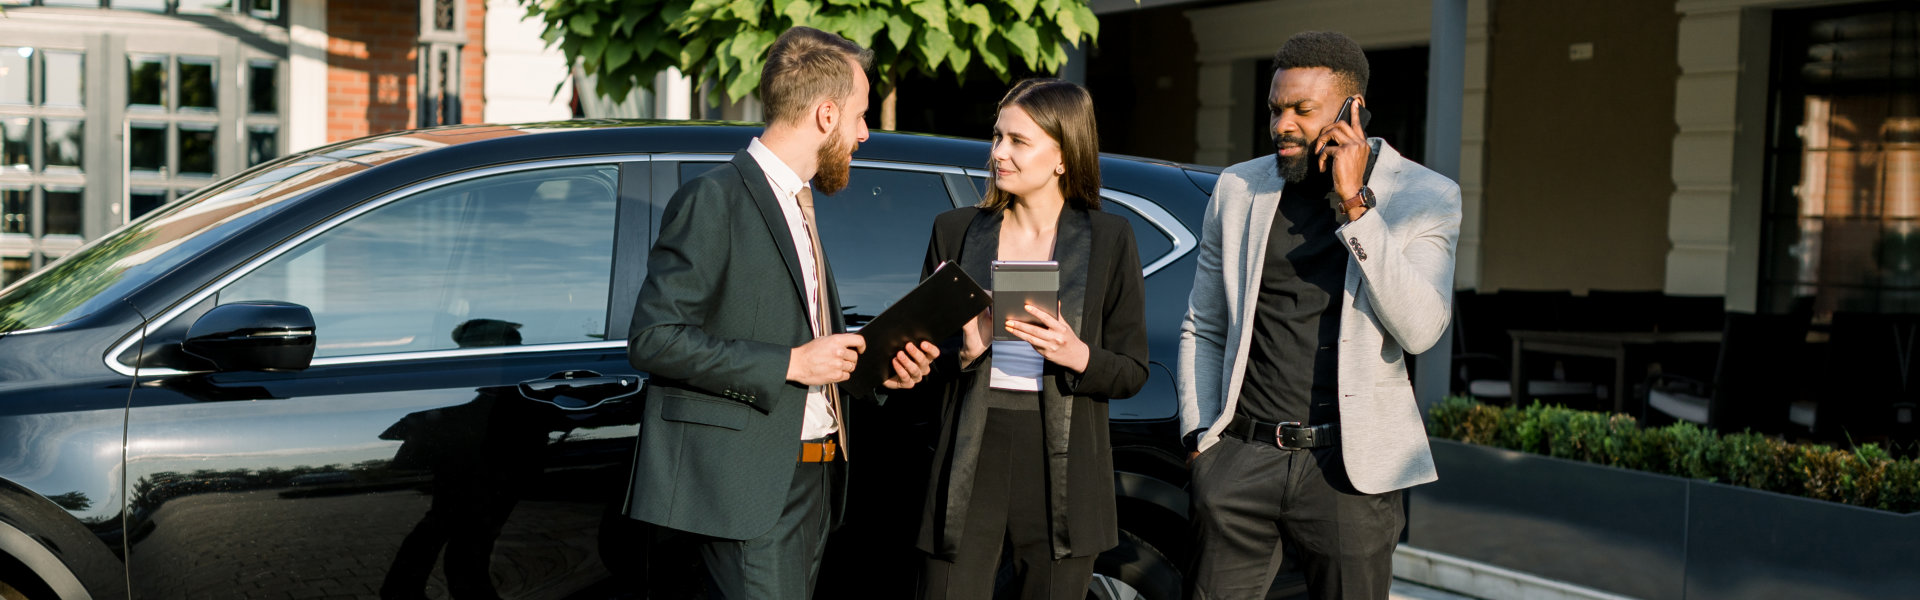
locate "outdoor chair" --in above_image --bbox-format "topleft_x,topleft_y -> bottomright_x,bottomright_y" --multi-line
1642,312 -> 1810,433
1453,290 -> 1604,404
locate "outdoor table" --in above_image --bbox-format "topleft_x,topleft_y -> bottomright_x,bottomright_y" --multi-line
1508,330 -> 1724,413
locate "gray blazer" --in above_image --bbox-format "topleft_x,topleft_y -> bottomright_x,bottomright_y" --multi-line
1176,139 -> 1460,494
624,150 -> 848,540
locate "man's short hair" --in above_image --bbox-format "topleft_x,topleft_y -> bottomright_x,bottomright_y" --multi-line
1272,31 -> 1370,97
760,27 -> 874,126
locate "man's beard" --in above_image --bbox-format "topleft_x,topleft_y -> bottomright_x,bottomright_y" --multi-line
1272,132 -> 1313,183
814,129 -> 855,195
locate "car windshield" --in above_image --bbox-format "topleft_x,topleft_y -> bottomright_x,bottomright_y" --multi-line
0,156 -> 366,333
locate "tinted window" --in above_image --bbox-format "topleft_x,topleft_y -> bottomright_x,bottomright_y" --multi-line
969,176 -> 1173,271
818,168 -> 954,326
220,165 -> 619,358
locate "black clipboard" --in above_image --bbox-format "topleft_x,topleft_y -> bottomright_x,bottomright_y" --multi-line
840,260 -> 990,398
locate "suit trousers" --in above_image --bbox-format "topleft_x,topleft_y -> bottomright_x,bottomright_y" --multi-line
922,406 -> 1096,600
1185,435 -> 1403,600
701,458 -> 838,600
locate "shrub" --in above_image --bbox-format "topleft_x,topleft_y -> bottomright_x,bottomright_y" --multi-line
1428,397 -> 1920,513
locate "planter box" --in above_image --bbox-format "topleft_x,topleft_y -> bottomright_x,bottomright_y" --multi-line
1408,439 -> 1920,600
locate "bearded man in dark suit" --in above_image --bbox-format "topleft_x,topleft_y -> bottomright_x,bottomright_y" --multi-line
624,26 -> 939,600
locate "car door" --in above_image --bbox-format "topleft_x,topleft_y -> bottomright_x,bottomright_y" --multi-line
120,159 -> 649,599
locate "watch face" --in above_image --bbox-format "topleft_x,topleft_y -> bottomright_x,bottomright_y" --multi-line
1359,187 -> 1377,208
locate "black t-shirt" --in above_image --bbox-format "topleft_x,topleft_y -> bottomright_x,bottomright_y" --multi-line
1234,171 -> 1345,426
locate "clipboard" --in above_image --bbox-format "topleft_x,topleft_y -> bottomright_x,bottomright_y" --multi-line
840,260 -> 991,398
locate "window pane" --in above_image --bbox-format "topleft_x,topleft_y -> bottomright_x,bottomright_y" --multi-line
43,119 -> 82,171
247,125 -> 277,166
42,51 -> 82,108
0,118 -> 27,171
178,57 -> 216,111
115,0 -> 168,12
129,189 -> 166,220
248,60 -> 277,114
178,123 -> 215,176
129,122 -> 166,174
40,0 -> 99,7
178,0 -> 231,15
1107,202 -> 1177,266
0,48 -> 28,105
250,0 -> 278,19
816,168 -> 956,327
43,187 -> 80,236
128,55 -> 166,108
1,187 -> 26,234
1,257 -> 28,287
221,165 -> 622,358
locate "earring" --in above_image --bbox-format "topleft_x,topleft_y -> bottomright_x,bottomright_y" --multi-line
1054,165 -> 1065,175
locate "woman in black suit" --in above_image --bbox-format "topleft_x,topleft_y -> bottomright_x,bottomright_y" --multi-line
914,78 -> 1149,599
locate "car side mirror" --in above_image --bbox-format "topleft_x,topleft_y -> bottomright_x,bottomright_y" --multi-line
182,301 -> 317,372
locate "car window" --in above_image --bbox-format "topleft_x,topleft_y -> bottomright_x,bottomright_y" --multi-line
817,168 -> 954,326
968,176 -> 1174,271
220,165 -> 620,358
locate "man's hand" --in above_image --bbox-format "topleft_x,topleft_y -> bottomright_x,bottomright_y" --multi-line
1314,95 -> 1372,203
788,333 -> 866,386
882,341 -> 940,389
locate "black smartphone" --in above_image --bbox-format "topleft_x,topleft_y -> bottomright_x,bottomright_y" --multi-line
1333,95 -> 1373,130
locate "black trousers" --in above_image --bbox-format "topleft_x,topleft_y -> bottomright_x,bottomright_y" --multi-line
701,458 -> 838,600
1185,435 -> 1403,600
922,407 -> 1096,600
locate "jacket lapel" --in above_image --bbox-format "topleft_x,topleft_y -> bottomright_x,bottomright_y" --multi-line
1054,207 -> 1091,335
731,150 -> 810,318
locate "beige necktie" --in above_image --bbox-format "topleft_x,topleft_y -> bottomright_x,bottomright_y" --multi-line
797,187 -> 848,459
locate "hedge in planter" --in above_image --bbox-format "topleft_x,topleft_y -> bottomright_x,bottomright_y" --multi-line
1427,397 -> 1920,513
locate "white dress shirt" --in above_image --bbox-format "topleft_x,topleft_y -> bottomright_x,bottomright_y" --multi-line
746,138 -> 836,441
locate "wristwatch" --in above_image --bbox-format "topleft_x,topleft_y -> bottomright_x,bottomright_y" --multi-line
1329,186 -> 1376,223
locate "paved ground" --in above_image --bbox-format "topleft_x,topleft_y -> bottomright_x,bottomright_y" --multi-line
1391,578 -> 1482,600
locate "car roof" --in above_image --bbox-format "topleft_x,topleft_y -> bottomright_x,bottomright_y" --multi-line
293,120 -> 1218,174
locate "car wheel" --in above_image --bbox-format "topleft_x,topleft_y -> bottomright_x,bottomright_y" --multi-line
1089,530 -> 1181,600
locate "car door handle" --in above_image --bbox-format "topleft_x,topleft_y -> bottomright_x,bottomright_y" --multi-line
518,370 -> 644,411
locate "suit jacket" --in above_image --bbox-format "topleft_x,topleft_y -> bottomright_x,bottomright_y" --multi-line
913,205 -> 1149,560
1176,139 -> 1460,494
625,150 -> 849,540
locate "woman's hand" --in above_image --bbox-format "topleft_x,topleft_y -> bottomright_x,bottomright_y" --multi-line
1006,303 -> 1089,373
958,308 -> 993,367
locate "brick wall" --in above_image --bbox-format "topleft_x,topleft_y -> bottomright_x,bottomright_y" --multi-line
326,0 -> 488,143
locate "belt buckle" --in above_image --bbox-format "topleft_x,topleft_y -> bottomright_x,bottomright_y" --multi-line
1274,421 -> 1302,449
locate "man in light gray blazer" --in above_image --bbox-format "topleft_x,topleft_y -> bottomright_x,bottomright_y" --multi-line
1176,31 -> 1461,600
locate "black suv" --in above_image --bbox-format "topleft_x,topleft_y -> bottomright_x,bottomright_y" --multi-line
0,122 -> 1234,599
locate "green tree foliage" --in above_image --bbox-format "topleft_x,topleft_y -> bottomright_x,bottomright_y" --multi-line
520,0 -> 1108,121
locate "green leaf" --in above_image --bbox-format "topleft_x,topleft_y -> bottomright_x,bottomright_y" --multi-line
1003,20 -> 1040,61
1006,0 -> 1037,21
915,27 -> 954,73
907,0 -> 950,35
680,35 -> 713,71
730,0 -> 764,28
978,34 -> 1009,78
843,8 -> 885,48
780,0 -> 813,25
726,69 -> 760,104
957,3 -> 991,30
661,0 -> 694,24
605,37 -> 635,72
947,41 -> 971,75
1040,0 -> 1060,18
569,13 -> 598,37
1072,3 -> 1100,41
582,34 -> 608,68
885,12 -> 914,52
1058,8 -> 1080,44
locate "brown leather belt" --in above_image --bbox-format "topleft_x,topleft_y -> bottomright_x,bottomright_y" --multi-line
799,438 -> 839,463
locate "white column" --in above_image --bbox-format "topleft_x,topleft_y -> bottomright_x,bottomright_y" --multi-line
658,68 -> 693,120
288,0 -> 328,152
483,0 -> 574,123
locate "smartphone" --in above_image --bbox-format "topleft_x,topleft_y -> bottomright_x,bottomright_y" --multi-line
991,260 -> 1059,341
1333,95 -> 1373,130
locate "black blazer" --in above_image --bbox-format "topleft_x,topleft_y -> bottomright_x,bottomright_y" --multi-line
914,204 -> 1149,560
624,150 -> 848,541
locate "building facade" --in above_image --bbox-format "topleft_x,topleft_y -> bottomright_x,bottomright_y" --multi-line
0,0 -> 574,286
